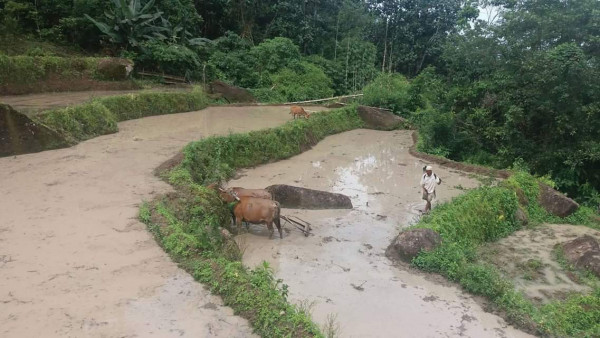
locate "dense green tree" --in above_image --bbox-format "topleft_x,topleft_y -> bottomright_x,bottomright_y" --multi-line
366,0 -> 477,75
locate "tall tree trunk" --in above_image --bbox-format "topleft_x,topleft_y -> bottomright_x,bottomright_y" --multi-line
334,12 -> 340,61
388,40 -> 393,73
345,39 -> 350,91
382,18 -> 388,73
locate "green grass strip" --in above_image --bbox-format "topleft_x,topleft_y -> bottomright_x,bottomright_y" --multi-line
34,88 -> 210,143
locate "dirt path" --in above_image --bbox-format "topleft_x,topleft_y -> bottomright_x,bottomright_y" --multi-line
0,87 -> 190,115
230,129 -> 533,338
0,105 -> 318,338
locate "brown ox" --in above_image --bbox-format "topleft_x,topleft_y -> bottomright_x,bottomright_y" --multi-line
290,105 -> 310,119
218,190 -> 283,239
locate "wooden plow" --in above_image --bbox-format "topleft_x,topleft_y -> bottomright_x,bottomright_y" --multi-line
281,215 -> 312,237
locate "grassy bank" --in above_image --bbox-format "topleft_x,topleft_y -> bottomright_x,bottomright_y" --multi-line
0,55 -> 100,84
139,106 -> 368,336
34,88 -> 210,143
0,54 -> 142,94
410,172 -> 600,336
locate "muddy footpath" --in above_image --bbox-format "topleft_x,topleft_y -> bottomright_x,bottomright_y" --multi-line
231,129 -> 532,338
1,105 -> 532,337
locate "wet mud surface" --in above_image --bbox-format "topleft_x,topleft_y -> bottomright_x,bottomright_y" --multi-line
230,129 -> 533,337
480,224 -> 600,303
0,105 -> 325,338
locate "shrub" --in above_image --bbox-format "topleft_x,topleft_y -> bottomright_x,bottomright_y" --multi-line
362,73 -> 411,114
270,61 -> 334,102
250,37 -> 301,86
136,41 -> 201,77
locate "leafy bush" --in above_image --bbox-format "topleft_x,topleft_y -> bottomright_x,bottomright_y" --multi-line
85,0 -> 166,48
208,32 -> 258,87
250,37 -> 301,86
271,61 -> 334,101
362,73 -> 411,114
305,54 -> 346,95
136,40 -> 200,77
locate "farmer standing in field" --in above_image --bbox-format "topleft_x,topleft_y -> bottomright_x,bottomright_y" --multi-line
420,165 -> 442,213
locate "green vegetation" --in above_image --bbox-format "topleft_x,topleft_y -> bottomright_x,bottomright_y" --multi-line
362,73 -> 412,114
553,246 -> 600,290
410,171 -> 600,336
0,55 -> 101,86
139,106 -> 381,337
34,88 -> 210,143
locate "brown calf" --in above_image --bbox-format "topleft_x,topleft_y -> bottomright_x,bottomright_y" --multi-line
218,190 -> 282,239
290,105 -> 310,119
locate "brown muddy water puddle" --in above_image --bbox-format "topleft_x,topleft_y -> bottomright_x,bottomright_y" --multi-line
480,224 -> 600,303
229,129 -> 533,338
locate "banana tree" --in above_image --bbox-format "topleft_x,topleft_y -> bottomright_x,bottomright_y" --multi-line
85,0 -> 167,48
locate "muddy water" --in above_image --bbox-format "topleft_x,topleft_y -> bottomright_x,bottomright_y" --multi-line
230,129 -> 533,338
0,105 -> 326,338
483,224 -> 600,303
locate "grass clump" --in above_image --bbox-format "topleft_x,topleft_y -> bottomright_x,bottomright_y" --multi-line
410,171 -> 600,336
180,105 -> 364,184
34,88 -> 210,143
35,101 -> 118,143
0,54 -> 100,86
97,88 -> 210,121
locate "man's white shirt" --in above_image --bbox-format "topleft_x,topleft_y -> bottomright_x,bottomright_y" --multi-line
421,173 -> 441,194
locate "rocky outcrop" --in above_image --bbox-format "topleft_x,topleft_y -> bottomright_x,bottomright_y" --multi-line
538,183 -> 579,217
266,185 -> 352,209
96,58 -> 133,80
562,235 -> 600,277
386,228 -> 442,262
0,104 -> 69,157
357,105 -> 409,131
515,207 -> 528,227
209,80 -> 256,103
